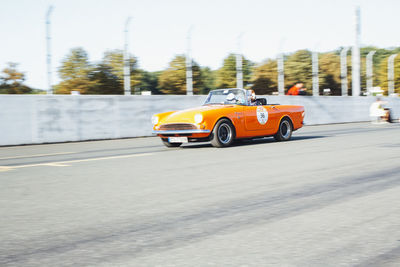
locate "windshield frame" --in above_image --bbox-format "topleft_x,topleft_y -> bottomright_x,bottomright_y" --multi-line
203,88 -> 249,106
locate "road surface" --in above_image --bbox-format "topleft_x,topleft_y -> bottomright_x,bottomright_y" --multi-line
1,122 -> 400,266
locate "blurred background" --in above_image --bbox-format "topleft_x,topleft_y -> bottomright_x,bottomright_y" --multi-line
1,0 -> 399,96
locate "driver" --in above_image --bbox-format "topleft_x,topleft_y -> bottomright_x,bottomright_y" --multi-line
248,90 -> 257,105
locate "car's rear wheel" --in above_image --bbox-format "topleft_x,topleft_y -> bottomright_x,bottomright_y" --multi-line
211,119 -> 235,147
274,118 -> 292,141
161,138 -> 182,147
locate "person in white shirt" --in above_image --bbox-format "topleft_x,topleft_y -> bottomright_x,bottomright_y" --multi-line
369,97 -> 390,123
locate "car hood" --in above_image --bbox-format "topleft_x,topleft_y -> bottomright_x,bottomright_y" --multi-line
161,104 -> 235,123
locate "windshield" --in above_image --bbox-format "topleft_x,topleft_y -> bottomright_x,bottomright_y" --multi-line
204,89 -> 247,105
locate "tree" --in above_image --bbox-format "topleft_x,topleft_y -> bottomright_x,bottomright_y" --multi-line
86,50 -> 142,95
200,67 -> 216,94
215,53 -> 253,88
319,52 -> 341,95
0,62 -> 33,94
364,47 -> 400,95
55,47 -> 94,94
101,50 -> 141,92
376,52 -> 400,95
284,50 -> 312,93
139,70 -> 161,94
158,55 -> 203,94
88,64 -> 122,94
251,59 -> 278,95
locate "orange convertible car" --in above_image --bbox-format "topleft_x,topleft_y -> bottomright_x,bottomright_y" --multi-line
152,88 -> 305,147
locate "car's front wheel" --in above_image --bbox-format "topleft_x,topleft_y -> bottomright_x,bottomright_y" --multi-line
161,138 -> 182,147
211,119 -> 235,147
274,118 -> 293,141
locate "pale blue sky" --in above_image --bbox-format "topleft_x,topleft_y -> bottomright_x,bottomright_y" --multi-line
1,0 -> 399,89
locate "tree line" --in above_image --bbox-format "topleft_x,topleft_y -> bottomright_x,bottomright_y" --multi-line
1,46 -> 400,95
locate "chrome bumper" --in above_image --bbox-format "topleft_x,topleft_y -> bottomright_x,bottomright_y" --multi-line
152,129 -> 211,135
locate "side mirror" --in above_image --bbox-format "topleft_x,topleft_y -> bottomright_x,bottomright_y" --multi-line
226,93 -> 236,101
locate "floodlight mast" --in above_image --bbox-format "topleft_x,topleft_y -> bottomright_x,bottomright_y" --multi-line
340,47 -> 350,96
236,33 -> 243,89
312,51 -> 319,96
46,6 -> 53,95
366,51 -> 376,94
124,17 -> 132,95
352,6 -> 361,96
277,54 -> 284,95
277,38 -> 285,95
186,26 -> 193,95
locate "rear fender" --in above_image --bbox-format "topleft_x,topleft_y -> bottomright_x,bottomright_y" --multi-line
276,115 -> 294,133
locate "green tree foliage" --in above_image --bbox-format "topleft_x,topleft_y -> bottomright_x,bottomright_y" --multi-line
88,64 -> 122,94
158,55 -> 203,95
368,47 -> 400,95
139,70 -> 161,94
87,50 -> 141,95
361,46 -> 393,94
55,47 -> 94,94
200,67 -> 216,94
55,48 -> 144,95
251,59 -> 278,95
389,54 -> 400,95
284,50 -> 312,94
216,54 -> 253,89
376,53 -> 400,95
377,57 -> 389,94
319,52 -> 341,95
5,45 -> 400,96
0,62 -> 33,94
101,50 -> 141,92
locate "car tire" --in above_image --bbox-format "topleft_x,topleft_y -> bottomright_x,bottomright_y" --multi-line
274,118 -> 293,141
211,119 -> 235,147
161,138 -> 182,147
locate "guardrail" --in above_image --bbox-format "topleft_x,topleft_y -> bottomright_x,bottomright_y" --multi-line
1,95 -> 399,146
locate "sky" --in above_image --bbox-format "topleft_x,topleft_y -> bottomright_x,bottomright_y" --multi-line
1,0 -> 399,89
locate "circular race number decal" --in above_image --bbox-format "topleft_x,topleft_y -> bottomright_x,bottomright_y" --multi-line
256,106 -> 268,125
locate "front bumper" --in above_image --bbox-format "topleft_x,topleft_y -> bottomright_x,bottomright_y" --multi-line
152,129 -> 211,135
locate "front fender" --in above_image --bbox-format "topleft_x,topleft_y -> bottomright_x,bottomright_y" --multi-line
154,111 -> 176,123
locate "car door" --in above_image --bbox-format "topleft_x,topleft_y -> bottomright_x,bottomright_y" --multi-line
244,104 -> 280,134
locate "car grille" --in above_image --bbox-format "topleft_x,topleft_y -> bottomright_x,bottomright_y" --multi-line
159,123 -> 197,131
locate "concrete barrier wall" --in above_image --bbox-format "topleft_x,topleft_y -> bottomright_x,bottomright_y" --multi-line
1,95 -> 399,146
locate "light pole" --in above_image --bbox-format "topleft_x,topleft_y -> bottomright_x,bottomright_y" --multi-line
312,51 -> 319,96
277,53 -> 284,95
366,50 -> 376,94
45,6 -> 53,94
277,38 -> 285,95
340,47 -> 350,96
236,33 -> 243,89
352,6 -> 361,96
186,26 -> 193,95
123,17 -> 132,95
388,54 -> 398,96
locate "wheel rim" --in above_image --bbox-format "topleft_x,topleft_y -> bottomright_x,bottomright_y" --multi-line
218,123 -> 232,144
280,120 -> 291,139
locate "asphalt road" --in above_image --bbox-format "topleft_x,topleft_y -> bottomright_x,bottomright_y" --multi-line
1,122 -> 400,267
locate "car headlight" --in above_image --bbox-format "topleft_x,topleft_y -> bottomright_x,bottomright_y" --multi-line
194,114 -> 203,124
151,115 -> 159,125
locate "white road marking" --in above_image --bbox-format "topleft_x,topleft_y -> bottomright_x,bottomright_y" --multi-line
45,163 -> 71,167
0,166 -> 14,172
0,152 -> 153,172
0,152 -> 76,160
